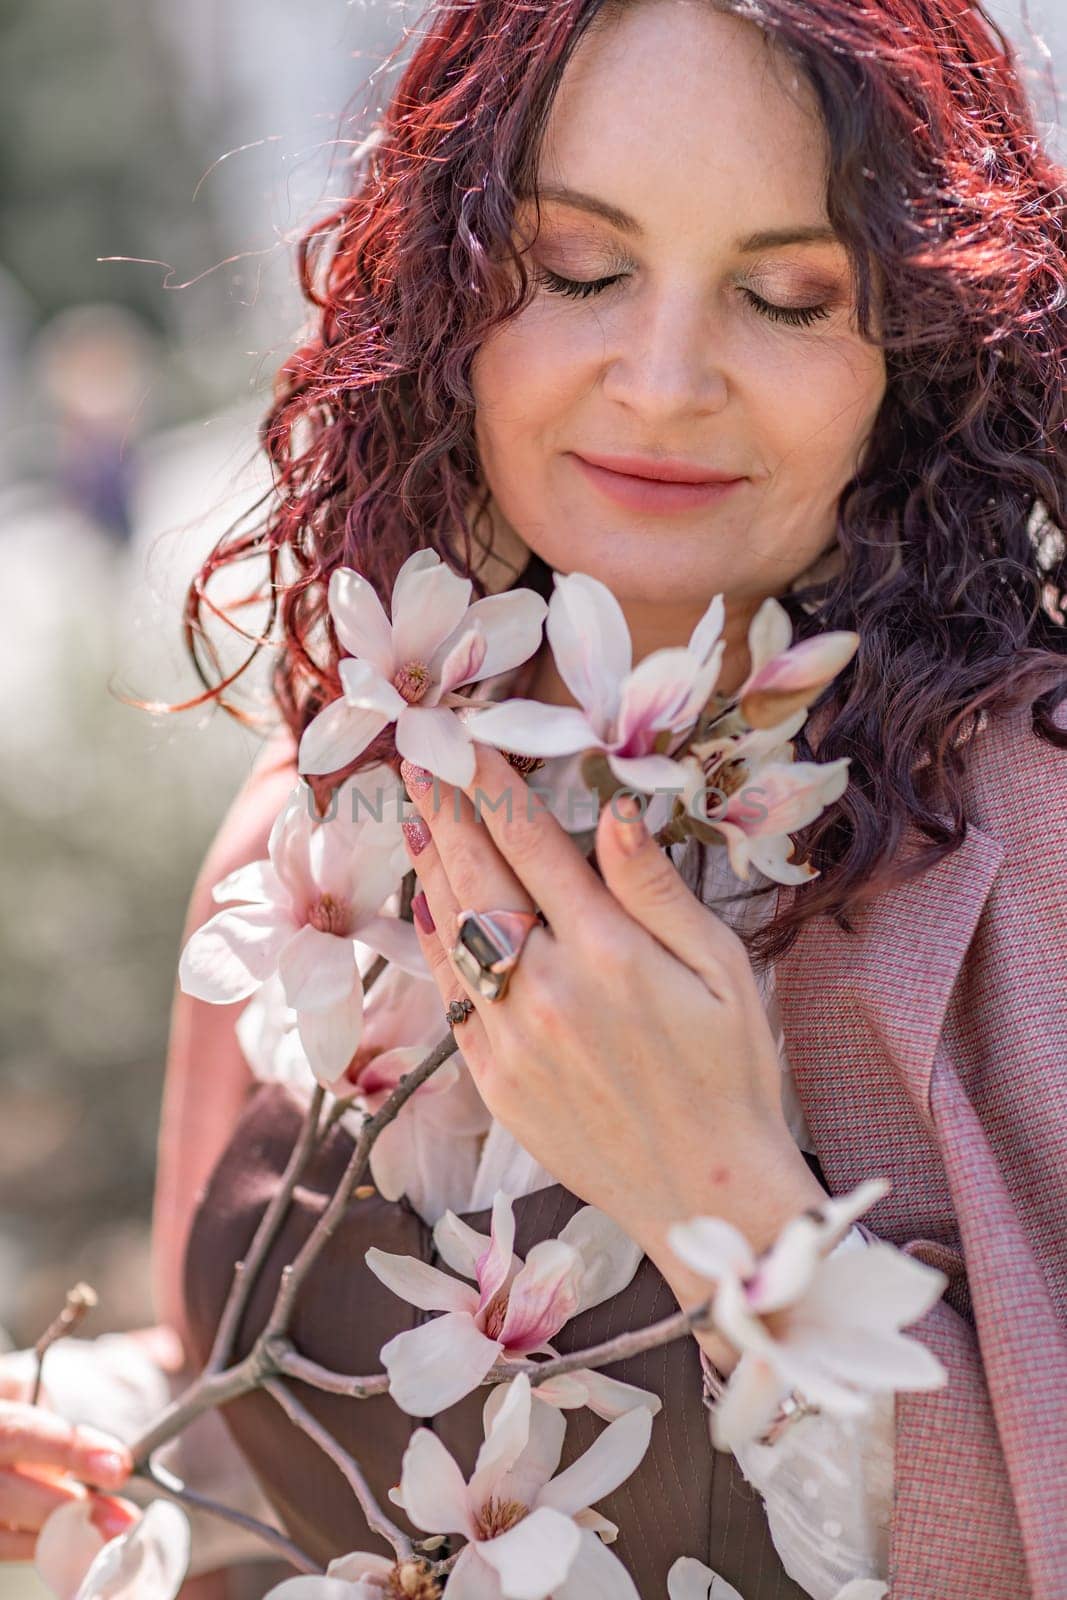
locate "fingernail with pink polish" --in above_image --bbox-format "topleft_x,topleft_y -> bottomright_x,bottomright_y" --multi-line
400,759 -> 434,792
403,816 -> 431,856
614,794 -> 648,855
412,890 -> 435,934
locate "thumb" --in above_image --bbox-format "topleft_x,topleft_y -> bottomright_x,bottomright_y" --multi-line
595,794 -> 745,995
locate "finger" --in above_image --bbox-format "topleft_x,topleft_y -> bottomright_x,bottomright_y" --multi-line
401,758 -> 538,925
0,1403 -> 132,1488
0,1525 -> 38,1559
404,747 -> 609,935
0,1465 -> 86,1532
408,898 -> 493,1071
594,795 -> 748,998
87,1491 -> 140,1541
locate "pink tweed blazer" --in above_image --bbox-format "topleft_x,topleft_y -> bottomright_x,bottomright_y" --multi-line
772,699 -> 1067,1599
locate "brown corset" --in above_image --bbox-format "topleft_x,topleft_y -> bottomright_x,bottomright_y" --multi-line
183,1082 -> 817,1599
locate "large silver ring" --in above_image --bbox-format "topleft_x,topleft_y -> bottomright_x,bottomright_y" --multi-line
449,907 -> 544,1002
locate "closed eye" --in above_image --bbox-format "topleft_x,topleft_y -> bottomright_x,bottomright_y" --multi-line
534,267 -> 833,328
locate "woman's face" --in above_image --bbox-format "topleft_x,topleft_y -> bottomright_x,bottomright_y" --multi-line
471,0 -> 886,649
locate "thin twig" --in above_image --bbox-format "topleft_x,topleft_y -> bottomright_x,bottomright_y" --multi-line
135,1459 -> 321,1574
263,1378 -> 413,1561
31,1283 -> 97,1406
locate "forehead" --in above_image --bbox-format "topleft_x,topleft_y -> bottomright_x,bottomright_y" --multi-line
537,2 -> 830,228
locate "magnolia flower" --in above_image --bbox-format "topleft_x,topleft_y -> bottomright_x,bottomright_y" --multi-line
36,1499 -> 191,1600
668,1180 -> 948,1450
389,1371 -> 650,1600
467,570 -> 725,796
735,596 -> 858,730
263,1551 -> 439,1599
666,1559 -> 886,1600
179,767 -> 424,1084
297,549 -> 548,787
367,1190 -> 656,1418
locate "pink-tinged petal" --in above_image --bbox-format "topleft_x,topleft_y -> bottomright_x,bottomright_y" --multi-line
686,594 -> 726,665
325,1551 -> 396,1582
566,1369 -> 663,1421
808,1179 -> 892,1256
480,1377 -> 567,1509
666,1217 -> 756,1285
550,1525 -> 641,1600
380,1312 -> 502,1416
298,697 -> 391,777
390,548 -> 441,609
748,631 -> 859,695
573,1506 -> 619,1544
477,1505 -> 581,1600
745,597 -> 793,676
179,905 -> 295,1003
477,1193 -> 520,1307
556,1209 -> 643,1315
210,859 -> 284,908
723,758 -> 851,837
536,1405 -> 652,1517
466,700 -> 602,760
327,567 -> 395,675
365,1248 -> 479,1315
742,831 -> 819,887
442,1547 -> 503,1600
36,1501 -> 106,1600
547,572 -> 631,731
529,1370 -> 591,1410
792,1317 -> 947,1394
72,1499 -> 191,1599
338,657 -> 407,719
432,590 -> 548,686
296,984 -> 366,1086
395,704 -> 477,787
708,1353 -> 788,1452
615,649 -> 710,746
278,924 -> 358,1012
355,915 -> 429,978
395,1426 -> 477,1538
391,557 -> 473,665
605,751 -> 689,797
367,1115 -> 416,1203
499,1241 -> 584,1352
434,624 -> 488,698
434,1210 -> 492,1281
267,787 -> 316,898
340,825 -> 411,925
668,1556 -> 745,1600
260,1579 -> 368,1599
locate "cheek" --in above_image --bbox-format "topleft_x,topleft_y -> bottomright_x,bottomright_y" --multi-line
756,338 -> 886,480
472,307 -> 594,461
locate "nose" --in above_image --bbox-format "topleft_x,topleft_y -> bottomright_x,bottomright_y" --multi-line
600,289 -> 729,422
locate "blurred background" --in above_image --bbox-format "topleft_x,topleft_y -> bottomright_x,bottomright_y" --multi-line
0,0 -> 1062,1592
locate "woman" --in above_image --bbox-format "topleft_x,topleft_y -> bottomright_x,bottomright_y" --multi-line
3,0 -> 1065,1596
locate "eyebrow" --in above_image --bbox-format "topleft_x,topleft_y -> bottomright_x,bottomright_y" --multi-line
530,184 -> 842,251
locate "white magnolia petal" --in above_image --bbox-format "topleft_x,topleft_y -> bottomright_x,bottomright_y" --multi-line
395,1427 -> 477,1538
535,1404 -> 653,1517
380,1312 -> 502,1416
472,1373 -> 536,1505
210,859 -> 284,908
742,830 -> 818,886
830,1583 -> 889,1600
391,558 -> 473,665
328,566 -> 395,675
395,704 -> 477,787
499,1242 -> 584,1352
443,1547 -> 504,1600
466,699 -> 601,760
278,924 -> 358,1012
296,984 -> 366,1086
260,1581 -> 363,1600
615,648 -> 709,745
366,1117 -> 414,1204
605,751 -> 689,798
297,697 -> 391,777
390,548 -> 441,611
573,1506 -> 619,1544
557,1208 -> 643,1315
36,1501 -> 106,1600
566,1368 -> 663,1421
745,597 -> 793,675
486,1382 -> 568,1509
550,1526 -> 641,1600
477,1505 -> 581,1600
433,1209 -> 492,1281
667,1555 -> 747,1600
478,1192 -> 520,1305
74,1499 -> 191,1599
178,904 -> 296,1003
793,1319 -> 948,1394
666,1217 -> 756,1284
547,572 -> 631,730
355,915 -> 429,978
338,658 -> 407,719
435,590 -> 548,685
814,1237 -> 948,1329
709,1354 -> 788,1451
687,594 -> 726,665
326,1552 -> 396,1581
365,1247 -> 480,1315
725,758 -> 851,837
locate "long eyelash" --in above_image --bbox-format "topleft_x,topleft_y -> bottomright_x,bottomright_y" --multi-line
535,267 -> 833,327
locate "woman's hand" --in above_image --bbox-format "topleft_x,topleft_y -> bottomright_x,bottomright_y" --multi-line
0,1366 -> 138,1562
399,746 -> 825,1296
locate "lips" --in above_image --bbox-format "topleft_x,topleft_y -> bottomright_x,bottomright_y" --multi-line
574,451 -> 744,485
569,452 -> 746,514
